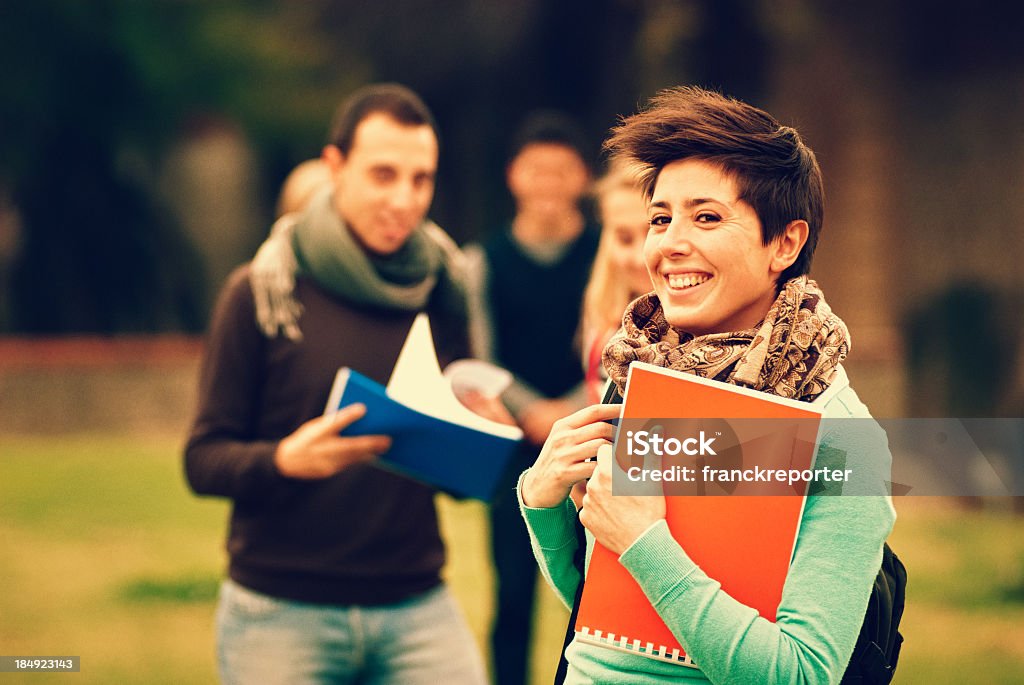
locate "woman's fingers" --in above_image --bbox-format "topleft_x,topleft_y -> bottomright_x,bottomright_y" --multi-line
559,402 -> 621,430
571,419 -> 616,444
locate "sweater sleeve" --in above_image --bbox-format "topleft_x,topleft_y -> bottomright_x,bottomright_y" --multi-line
463,242 -> 560,417
462,243 -> 494,363
517,472 -> 583,610
617,423 -> 896,685
183,267 -> 299,504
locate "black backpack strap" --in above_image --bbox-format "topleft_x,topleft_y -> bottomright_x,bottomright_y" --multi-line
553,514 -> 589,684
553,381 -> 623,684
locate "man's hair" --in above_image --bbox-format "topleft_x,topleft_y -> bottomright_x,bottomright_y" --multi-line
327,83 -> 438,155
508,110 -> 591,168
605,86 -> 824,283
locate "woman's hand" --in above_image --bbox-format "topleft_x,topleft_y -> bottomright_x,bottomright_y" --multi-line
520,398 -> 580,445
579,445 -> 667,555
520,403 -> 620,509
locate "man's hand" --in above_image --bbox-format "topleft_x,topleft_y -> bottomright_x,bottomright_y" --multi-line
274,404 -> 391,479
520,398 -> 579,445
520,403 -> 619,509
454,390 -> 517,426
579,445 -> 666,555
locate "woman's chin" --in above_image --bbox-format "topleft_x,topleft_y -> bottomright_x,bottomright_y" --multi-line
631,281 -> 654,299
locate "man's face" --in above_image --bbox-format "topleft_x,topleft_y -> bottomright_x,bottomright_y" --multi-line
644,158 -> 789,336
506,142 -> 589,218
327,113 -> 438,255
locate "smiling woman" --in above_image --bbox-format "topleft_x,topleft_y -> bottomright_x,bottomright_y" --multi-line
518,86 -> 898,685
645,158 -> 807,337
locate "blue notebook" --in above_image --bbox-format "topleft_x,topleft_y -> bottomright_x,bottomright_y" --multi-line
324,314 -> 523,501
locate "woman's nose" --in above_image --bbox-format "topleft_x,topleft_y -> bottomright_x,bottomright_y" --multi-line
658,220 -> 694,257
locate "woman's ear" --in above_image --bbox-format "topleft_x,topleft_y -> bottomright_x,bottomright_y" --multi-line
770,219 -> 809,274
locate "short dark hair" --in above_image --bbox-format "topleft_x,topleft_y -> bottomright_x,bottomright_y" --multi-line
328,83 -> 438,155
605,86 -> 824,283
508,110 -> 591,168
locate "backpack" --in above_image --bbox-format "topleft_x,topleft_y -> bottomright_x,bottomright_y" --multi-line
555,526 -> 906,684
840,542 -> 906,684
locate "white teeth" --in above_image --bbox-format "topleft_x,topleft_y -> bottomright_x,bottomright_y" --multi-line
667,273 -> 710,289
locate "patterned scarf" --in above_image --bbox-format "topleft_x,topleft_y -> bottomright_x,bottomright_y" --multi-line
602,276 -> 850,402
249,188 -> 466,340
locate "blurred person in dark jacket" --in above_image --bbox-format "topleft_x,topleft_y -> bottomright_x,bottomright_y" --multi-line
465,111 -> 599,685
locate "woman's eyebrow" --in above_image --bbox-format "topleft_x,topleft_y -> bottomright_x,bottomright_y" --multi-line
649,197 -> 724,210
684,197 -> 722,208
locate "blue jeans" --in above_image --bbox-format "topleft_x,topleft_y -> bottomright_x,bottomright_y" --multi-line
216,580 -> 486,685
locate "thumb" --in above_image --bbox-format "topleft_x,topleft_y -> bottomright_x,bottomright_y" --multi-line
322,403 -> 367,435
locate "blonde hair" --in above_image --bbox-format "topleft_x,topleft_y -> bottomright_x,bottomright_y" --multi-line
580,162 -> 647,338
276,159 -> 332,218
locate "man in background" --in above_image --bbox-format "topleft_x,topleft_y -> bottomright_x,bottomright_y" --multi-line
185,83 -> 486,685
465,111 -> 599,685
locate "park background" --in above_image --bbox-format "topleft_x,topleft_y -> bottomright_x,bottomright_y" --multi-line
1,1 -> 1022,683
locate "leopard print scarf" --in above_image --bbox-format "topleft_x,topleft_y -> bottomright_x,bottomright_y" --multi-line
602,276 -> 850,402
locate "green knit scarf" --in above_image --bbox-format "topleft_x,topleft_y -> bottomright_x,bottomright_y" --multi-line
250,189 -> 466,340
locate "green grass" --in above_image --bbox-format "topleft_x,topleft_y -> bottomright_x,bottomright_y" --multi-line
0,434 -> 567,684
0,435 -> 228,684
886,499 -> 1024,684
1,434 -> 1022,683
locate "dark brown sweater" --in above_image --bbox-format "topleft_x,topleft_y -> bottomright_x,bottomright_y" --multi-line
184,265 -> 469,605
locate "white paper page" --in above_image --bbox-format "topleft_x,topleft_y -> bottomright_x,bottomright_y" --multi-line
386,313 -> 522,440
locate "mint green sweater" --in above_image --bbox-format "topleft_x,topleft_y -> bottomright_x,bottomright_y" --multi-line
519,375 -> 896,684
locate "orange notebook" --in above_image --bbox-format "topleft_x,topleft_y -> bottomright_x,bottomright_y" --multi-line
575,362 -> 825,667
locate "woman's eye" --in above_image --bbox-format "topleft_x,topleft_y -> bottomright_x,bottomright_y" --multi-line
695,212 -> 720,225
648,215 -> 670,229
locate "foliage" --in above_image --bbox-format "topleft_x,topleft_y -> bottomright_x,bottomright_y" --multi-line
0,1 -> 361,333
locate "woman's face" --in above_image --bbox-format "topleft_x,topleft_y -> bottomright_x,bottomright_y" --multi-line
600,187 -> 652,298
644,159 -> 789,336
